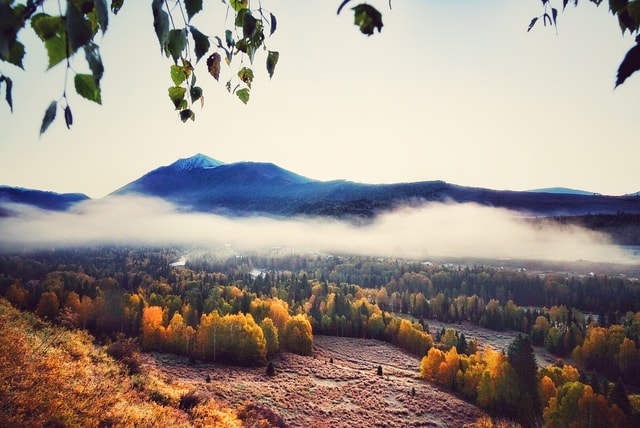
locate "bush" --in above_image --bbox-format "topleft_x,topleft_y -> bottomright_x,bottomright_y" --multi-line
266,361 -> 276,376
107,335 -> 141,375
179,391 -> 202,411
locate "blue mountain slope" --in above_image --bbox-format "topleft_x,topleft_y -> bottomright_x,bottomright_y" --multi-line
0,186 -> 89,213
112,154 -> 640,218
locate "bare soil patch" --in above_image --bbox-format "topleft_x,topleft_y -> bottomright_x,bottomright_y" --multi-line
141,336 -> 487,427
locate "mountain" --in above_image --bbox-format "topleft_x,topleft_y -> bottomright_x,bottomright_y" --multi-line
111,154 -> 640,219
0,186 -> 89,216
527,187 -> 596,196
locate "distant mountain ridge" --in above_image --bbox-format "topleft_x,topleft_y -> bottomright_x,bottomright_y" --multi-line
527,187 -> 596,196
0,186 -> 89,215
110,154 -> 640,219
3,154 -> 640,220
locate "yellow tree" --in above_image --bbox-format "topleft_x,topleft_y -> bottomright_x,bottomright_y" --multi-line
281,314 -> 313,356
140,306 -> 166,351
261,317 -> 279,358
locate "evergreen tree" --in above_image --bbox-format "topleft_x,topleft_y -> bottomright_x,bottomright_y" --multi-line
507,334 -> 541,425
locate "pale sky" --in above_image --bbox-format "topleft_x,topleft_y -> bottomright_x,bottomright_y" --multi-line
1,1 -> 639,199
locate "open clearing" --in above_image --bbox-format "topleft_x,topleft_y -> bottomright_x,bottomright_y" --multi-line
143,335 -> 488,427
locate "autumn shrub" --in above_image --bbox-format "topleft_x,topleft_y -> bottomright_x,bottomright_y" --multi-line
266,360 -> 276,376
179,391 -> 203,411
107,334 -> 141,374
237,403 -> 288,428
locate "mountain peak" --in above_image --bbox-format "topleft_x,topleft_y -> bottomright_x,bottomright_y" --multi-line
170,154 -> 224,171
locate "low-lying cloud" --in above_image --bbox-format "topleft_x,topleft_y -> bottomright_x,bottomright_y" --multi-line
0,195 -> 636,264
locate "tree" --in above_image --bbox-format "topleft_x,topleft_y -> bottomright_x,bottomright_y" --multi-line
2,1 -> 638,134
507,334 -> 541,424
35,290 -> 59,320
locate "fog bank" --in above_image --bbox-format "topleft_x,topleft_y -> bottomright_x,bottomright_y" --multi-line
0,196 -> 635,264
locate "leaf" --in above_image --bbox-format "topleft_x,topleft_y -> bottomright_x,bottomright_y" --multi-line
207,52 -> 221,80
190,86 -> 203,103
64,105 -> 73,129
615,42 -> 640,87
152,0 -> 169,53
337,0 -> 353,15
84,42 -> 104,83
352,4 -> 383,36
179,109 -> 195,122
230,0 -> 248,12
166,29 -> 187,63
170,65 -> 187,85
94,0 -> 109,32
0,76 -> 13,112
527,17 -> 538,32
74,73 -> 102,104
552,8 -> 558,27
238,67 -> 254,88
168,86 -> 186,109
66,1 -> 93,54
266,50 -> 279,79
7,40 -> 25,68
111,0 -> 124,14
31,14 -> 64,41
44,36 -> 67,69
189,26 -> 210,63
40,101 -> 57,136
236,88 -> 250,104
609,0 -> 628,14
225,29 -> 235,48
184,0 -> 203,22
269,12 -> 277,36
242,12 -> 257,39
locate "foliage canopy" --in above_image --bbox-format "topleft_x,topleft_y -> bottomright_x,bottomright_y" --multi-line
1,1 -> 639,135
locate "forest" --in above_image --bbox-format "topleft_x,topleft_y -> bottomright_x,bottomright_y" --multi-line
1,246 -> 640,427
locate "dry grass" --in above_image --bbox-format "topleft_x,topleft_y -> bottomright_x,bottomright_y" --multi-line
142,335 -> 489,427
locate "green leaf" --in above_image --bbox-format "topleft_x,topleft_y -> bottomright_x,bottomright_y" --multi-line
230,0 -> 248,12
94,0 -> 109,32
166,29 -> 187,63
31,14 -> 64,41
64,105 -> 73,129
6,40 -> 25,68
206,52 -> 221,80
236,87 -> 250,104
170,64 -> 187,85
189,26 -> 210,63
352,4 -> 383,36
238,67 -> 254,88
266,51 -> 279,79
111,0 -> 124,14
66,1 -> 93,54
152,1 -> 169,53
84,42 -> 104,83
40,101 -> 57,136
190,86 -> 203,103
168,86 -> 186,109
44,36 -> 67,69
179,109 -> 195,122
74,73 -> 102,104
184,0 -> 202,22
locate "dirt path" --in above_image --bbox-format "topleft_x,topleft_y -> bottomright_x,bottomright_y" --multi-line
142,336 -> 487,427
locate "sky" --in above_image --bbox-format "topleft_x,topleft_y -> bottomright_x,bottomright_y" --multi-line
1,0 -> 640,199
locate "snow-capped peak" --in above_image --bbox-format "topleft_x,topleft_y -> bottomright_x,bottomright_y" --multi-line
171,154 -> 224,171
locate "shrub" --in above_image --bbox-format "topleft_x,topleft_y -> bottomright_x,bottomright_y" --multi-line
266,361 -> 276,376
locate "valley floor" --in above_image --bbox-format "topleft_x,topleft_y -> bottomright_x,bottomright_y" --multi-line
143,335 -> 488,428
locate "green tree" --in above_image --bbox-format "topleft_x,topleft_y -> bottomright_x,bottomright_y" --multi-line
508,334 -> 541,425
